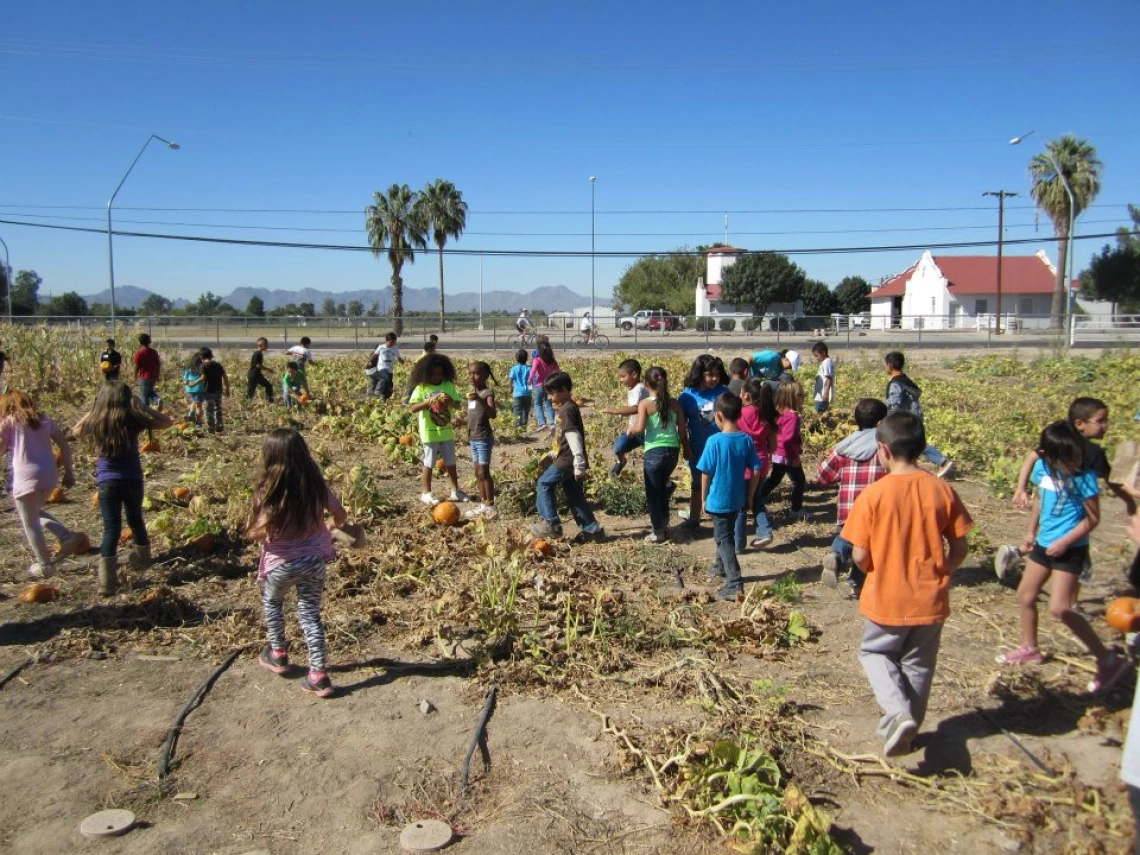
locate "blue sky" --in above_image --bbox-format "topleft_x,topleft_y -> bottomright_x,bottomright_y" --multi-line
1,0 -> 1137,308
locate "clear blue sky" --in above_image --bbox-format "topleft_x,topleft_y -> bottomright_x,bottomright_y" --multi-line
2,0 -> 1137,307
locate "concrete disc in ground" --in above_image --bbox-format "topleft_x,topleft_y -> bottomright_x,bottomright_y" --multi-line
399,819 -> 453,851
79,809 -> 136,838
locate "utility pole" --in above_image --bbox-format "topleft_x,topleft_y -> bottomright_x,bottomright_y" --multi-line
983,190 -> 1018,335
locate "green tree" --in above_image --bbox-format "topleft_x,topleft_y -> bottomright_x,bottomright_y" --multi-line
419,179 -> 468,330
347,299 -> 364,317
365,184 -> 428,335
193,291 -> 224,315
1027,135 -> 1102,330
45,292 -> 89,316
321,297 -> 338,317
834,275 -> 872,314
246,296 -> 266,317
299,302 -> 316,318
1079,205 -> 1140,312
800,278 -> 838,316
140,293 -> 172,315
718,253 -> 806,316
612,249 -> 701,315
11,270 -> 42,316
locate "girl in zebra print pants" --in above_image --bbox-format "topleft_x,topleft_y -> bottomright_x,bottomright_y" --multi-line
249,428 -> 348,698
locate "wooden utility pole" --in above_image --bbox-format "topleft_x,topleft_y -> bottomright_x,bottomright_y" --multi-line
984,191 -> 1018,335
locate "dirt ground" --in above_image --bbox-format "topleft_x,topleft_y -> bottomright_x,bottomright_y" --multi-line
0,395 -> 1137,854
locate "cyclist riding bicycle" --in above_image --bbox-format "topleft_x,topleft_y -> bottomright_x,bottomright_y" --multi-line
516,309 -> 532,345
580,311 -> 597,344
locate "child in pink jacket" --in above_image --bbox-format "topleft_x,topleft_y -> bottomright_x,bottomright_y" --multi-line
759,380 -> 809,520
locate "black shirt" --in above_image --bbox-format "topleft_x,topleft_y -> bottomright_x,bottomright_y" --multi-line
101,349 -> 122,376
1084,439 -> 1110,481
202,361 -> 227,393
249,350 -> 266,374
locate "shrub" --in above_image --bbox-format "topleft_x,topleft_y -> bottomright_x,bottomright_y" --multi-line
742,316 -> 763,332
695,316 -> 715,332
718,318 -> 737,332
769,316 -> 791,331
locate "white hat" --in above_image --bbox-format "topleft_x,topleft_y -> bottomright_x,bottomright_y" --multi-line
784,350 -> 802,371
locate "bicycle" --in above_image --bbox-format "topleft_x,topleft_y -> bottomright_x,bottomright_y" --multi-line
571,332 -> 610,349
517,328 -> 537,348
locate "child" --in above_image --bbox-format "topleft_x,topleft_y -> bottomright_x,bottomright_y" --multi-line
1119,511 -> 1140,842
996,420 -> 1132,695
100,338 -> 122,381
735,378 -> 777,551
817,398 -> 889,596
697,392 -> 761,600
529,341 -> 560,433
465,361 -> 499,520
407,354 -> 471,507
841,411 -> 972,757
530,371 -> 605,543
402,338 -> 439,404
727,357 -> 750,395
602,358 -> 649,477
0,390 -> 88,578
285,336 -> 317,368
628,366 -> 691,543
678,355 -> 731,532
759,381 -> 809,520
73,380 -> 173,595
182,351 -> 206,424
282,362 -> 306,409
198,348 -> 230,434
509,349 -> 533,428
132,334 -> 161,408
247,337 -> 273,401
371,332 -> 402,400
249,428 -> 347,699
884,351 -> 953,478
999,397 -> 1136,586
811,341 -> 834,414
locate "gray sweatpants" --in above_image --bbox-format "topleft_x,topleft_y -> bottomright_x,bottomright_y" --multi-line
859,619 -> 943,740
15,488 -> 73,574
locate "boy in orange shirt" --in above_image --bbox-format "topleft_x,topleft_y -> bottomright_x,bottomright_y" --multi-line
841,411 -> 973,758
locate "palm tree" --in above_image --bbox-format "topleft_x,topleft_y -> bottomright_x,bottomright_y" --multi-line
1027,135 -> 1102,330
365,184 -> 427,335
419,179 -> 468,330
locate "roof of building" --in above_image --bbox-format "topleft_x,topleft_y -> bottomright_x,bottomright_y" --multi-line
706,246 -> 745,255
872,254 -> 1056,299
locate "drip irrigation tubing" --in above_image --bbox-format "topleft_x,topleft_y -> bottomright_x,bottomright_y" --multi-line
459,685 -> 497,796
158,648 -> 242,779
0,657 -> 33,689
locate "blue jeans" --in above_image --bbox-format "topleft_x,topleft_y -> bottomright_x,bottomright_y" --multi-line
734,490 -> 773,551
139,379 -> 159,407
815,400 -> 830,414
533,386 -> 555,428
643,446 -> 679,534
922,444 -> 947,466
98,478 -> 147,558
512,394 -> 532,428
536,465 -> 600,534
832,529 -> 864,589
613,431 -> 644,457
711,511 -> 743,590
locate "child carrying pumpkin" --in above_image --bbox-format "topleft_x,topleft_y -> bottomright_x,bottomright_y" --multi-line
0,389 -> 89,578
73,380 -> 173,595
249,428 -> 347,698
996,420 -> 1132,695
464,361 -> 498,520
407,353 -> 471,507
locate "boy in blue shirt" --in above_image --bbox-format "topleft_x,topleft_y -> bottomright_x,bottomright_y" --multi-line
509,349 -> 533,428
697,391 -> 762,600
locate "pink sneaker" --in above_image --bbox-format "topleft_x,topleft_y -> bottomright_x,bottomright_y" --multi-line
996,645 -> 1045,665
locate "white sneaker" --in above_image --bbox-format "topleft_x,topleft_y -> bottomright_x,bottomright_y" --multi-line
464,504 -> 487,520
994,545 -> 1021,582
27,562 -> 53,580
936,460 -> 955,479
450,489 -> 473,502
420,492 -> 440,507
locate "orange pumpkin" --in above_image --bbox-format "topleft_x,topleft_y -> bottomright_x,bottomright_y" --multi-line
172,486 -> 191,501
434,459 -> 445,472
431,501 -> 461,526
191,533 -> 216,554
140,439 -> 161,453
398,435 -> 415,446
19,583 -> 60,604
48,487 -> 66,504
531,539 -> 555,558
54,533 -> 90,556
53,449 -> 64,465
1106,597 -> 1140,633
120,527 -> 134,545
298,393 -> 311,405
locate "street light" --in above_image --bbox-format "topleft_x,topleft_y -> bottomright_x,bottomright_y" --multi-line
0,235 -> 11,320
1010,131 -> 1077,345
589,176 -> 597,323
107,134 -> 180,325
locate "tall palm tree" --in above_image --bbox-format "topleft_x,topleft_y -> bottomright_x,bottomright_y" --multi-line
365,184 -> 427,335
419,179 -> 468,330
1027,135 -> 1102,330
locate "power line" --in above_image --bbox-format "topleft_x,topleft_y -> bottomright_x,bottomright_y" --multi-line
0,216 -> 1120,258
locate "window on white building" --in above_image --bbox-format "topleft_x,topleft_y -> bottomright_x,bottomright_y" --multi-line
975,299 -> 989,314
1018,298 -> 1034,314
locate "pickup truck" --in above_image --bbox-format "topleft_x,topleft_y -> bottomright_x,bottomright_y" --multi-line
618,309 -> 684,332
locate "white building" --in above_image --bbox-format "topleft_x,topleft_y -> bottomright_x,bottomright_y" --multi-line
695,246 -> 803,320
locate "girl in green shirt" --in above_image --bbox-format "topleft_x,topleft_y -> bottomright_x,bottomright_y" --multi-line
629,366 -> 691,544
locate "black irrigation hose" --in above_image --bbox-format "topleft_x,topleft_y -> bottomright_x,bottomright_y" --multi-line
0,657 -> 33,689
459,685 -> 497,796
158,649 -> 242,779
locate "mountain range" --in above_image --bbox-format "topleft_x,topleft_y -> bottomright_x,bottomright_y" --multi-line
77,284 -> 601,314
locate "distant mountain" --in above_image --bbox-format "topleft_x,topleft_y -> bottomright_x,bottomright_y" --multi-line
76,284 -> 597,314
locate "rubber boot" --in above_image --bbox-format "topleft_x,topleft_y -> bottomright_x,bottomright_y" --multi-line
98,557 -> 118,596
128,544 -> 152,571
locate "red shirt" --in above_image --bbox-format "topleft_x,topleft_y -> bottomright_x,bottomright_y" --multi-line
133,346 -> 161,381
817,449 -> 886,526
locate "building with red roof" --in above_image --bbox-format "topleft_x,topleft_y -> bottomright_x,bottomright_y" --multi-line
869,250 -> 1064,330
697,246 -> 803,321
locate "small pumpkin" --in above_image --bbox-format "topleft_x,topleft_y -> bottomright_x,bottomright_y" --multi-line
173,421 -> 193,431
531,538 -> 555,558
434,459 -> 445,472
172,486 -> 191,501
54,532 -> 90,556
1106,597 -> 1140,633
140,439 -> 161,453
19,583 -> 60,604
298,393 -> 311,405
431,501 -> 461,526
398,435 -> 415,446
120,527 -> 134,545
190,533 -> 216,554
48,487 -> 66,504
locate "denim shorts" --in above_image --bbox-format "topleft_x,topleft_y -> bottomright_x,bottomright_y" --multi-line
422,440 -> 457,469
187,391 -> 205,403
470,438 -> 494,466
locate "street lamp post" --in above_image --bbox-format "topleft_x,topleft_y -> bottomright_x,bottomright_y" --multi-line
1010,131 -> 1077,345
589,176 -> 597,323
107,134 -> 180,325
0,235 -> 11,320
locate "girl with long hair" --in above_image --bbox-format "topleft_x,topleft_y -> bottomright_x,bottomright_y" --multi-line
629,366 -> 691,543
